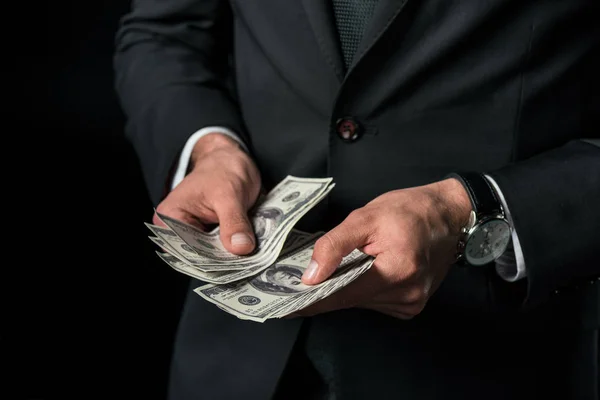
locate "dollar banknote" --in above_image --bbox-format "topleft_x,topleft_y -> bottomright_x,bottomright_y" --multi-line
159,176 -> 333,262
144,175 -> 373,321
146,224 -> 216,268
193,240 -> 374,322
147,176 -> 334,272
151,230 -> 322,284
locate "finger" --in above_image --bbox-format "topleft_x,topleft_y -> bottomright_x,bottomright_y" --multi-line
297,265 -> 388,316
153,208 -> 207,231
359,304 -> 415,320
359,295 -> 412,307
212,198 -> 255,255
152,212 -> 167,227
359,290 -> 428,318
361,280 -> 427,306
302,210 -> 374,284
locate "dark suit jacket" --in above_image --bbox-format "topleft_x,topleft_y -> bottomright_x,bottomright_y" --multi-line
114,1 -> 600,399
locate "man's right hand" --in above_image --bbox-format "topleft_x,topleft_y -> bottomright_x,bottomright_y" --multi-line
153,133 -> 262,255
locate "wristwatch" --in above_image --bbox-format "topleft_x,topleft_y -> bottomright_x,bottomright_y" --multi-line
447,172 -> 512,266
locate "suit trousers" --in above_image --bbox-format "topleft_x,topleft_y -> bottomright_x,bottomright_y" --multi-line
273,310 -> 598,400
170,277 -> 599,400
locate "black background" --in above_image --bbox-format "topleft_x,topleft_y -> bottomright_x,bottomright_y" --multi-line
12,2 -> 190,398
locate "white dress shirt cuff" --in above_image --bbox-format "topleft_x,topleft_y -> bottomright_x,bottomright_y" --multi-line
171,127 -> 248,190
484,175 -> 527,282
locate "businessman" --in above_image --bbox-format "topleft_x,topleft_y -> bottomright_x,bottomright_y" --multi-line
114,1 -> 600,399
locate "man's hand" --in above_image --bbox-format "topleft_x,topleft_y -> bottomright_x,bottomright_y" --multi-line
153,133 -> 261,255
298,178 -> 472,319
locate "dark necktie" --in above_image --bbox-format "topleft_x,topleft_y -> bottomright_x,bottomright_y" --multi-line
331,0 -> 379,68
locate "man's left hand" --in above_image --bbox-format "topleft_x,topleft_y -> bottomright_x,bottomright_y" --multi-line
298,178 -> 472,319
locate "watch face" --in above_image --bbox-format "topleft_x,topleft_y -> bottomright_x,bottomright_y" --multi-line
465,219 -> 511,266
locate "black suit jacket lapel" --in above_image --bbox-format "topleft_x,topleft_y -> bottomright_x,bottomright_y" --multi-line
302,0 -> 410,80
301,0 -> 346,81
348,0 -> 410,74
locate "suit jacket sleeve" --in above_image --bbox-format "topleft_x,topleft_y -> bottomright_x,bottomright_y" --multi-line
113,0 -> 246,205
487,139 -> 600,309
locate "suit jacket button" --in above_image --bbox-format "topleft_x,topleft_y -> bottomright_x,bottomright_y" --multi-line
336,117 -> 362,142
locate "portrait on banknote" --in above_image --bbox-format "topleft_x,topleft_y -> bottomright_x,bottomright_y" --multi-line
250,263 -> 307,295
252,207 -> 284,241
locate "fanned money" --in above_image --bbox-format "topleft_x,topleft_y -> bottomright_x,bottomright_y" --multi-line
152,176 -> 335,271
194,240 -> 374,322
147,175 -> 374,322
151,229 -> 320,284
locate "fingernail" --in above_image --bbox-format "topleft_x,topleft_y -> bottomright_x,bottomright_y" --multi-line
303,259 -> 319,281
231,233 -> 253,247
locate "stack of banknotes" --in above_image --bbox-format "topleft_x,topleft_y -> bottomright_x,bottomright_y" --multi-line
146,176 -> 374,322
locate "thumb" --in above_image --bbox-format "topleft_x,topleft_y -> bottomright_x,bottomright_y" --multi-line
302,212 -> 370,285
213,198 -> 256,255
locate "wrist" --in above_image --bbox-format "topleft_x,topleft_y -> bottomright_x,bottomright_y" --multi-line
190,132 -> 245,167
434,178 -> 473,236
